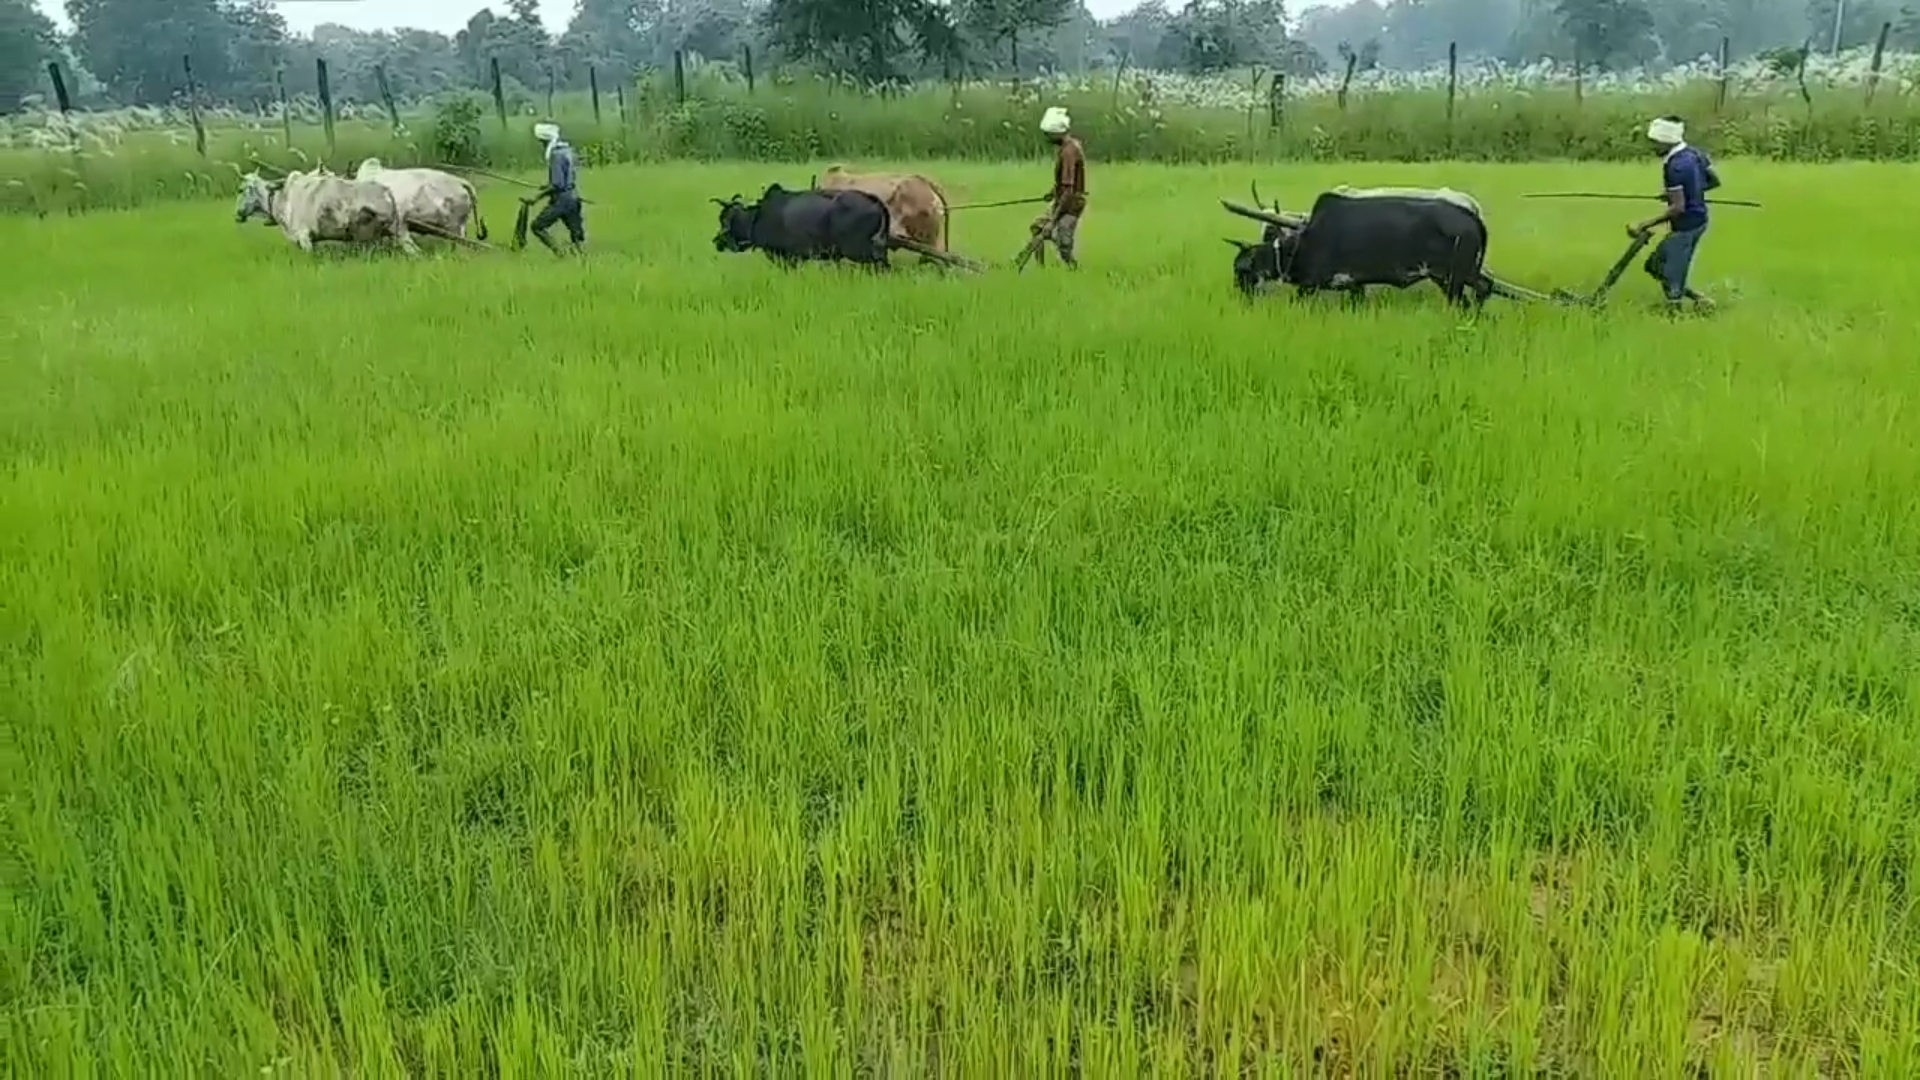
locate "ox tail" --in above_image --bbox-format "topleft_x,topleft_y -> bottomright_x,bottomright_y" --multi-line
923,176 -> 952,252
465,179 -> 489,241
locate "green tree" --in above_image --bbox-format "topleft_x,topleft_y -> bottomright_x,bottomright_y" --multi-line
1805,0 -> 1899,50
958,0 -> 1072,71
763,0 -> 950,84
221,0 -> 286,107
0,0 -> 58,113
1554,0 -> 1656,68
1165,0 -> 1286,74
67,0 -> 237,104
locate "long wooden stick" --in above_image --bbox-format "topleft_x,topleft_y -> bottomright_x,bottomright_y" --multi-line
405,217 -> 495,250
888,235 -> 984,272
440,163 -> 598,205
946,196 -> 1051,211
1524,191 -> 1763,208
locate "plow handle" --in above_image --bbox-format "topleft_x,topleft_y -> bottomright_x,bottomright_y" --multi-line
1589,231 -> 1654,303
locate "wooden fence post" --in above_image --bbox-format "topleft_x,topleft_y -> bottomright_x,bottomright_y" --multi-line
1445,41 -> 1458,145
1866,22 -> 1893,103
674,50 -> 687,103
617,82 -> 628,125
1716,37 -> 1730,112
182,54 -> 207,157
1336,51 -> 1356,112
744,45 -> 755,94
590,67 -> 602,123
46,60 -> 72,115
316,58 -> 336,158
373,63 -> 402,133
275,67 -> 292,150
545,70 -> 555,116
46,61 -> 76,157
490,57 -> 507,129
1267,72 -> 1284,132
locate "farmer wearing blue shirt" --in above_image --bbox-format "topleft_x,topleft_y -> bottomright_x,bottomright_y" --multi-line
527,121 -> 585,255
1630,115 -> 1719,311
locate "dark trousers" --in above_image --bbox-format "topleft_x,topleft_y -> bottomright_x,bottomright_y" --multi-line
1643,222 -> 1707,300
533,192 -> 585,244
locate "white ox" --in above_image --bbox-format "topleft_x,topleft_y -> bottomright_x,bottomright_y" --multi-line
234,170 -> 420,255
354,158 -> 490,242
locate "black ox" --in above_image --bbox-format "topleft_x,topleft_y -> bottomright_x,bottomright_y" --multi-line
712,183 -> 898,267
1225,186 -> 1500,309
712,183 -> 983,272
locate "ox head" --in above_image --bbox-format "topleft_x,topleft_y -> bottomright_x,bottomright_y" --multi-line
711,195 -> 756,253
234,171 -> 281,224
1220,196 -> 1305,295
354,157 -> 384,180
1227,222 -> 1305,295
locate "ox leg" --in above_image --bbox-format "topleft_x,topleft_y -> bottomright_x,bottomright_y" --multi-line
294,230 -> 316,254
1470,274 -> 1495,308
1294,283 -> 1318,302
1342,284 -> 1366,307
1444,272 -> 1487,310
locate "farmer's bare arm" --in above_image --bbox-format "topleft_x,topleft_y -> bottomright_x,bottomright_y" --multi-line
1633,188 -> 1685,234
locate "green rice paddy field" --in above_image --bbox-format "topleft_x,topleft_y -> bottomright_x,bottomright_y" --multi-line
3,160 -> 1918,1074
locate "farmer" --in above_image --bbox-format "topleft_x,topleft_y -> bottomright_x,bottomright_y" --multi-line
526,121 -> 585,255
1629,115 -> 1719,311
1030,106 -> 1087,269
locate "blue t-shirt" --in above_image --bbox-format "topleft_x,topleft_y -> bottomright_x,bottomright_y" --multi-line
547,142 -> 577,196
1662,146 -> 1716,232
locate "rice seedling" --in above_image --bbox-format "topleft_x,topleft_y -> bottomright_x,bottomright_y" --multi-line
2,159 -> 1917,1075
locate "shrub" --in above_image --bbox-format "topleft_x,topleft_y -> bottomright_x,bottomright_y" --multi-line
429,92 -> 490,168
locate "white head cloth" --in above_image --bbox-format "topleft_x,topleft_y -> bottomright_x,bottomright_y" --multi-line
1040,107 -> 1070,135
534,121 -> 561,157
1647,117 -> 1684,145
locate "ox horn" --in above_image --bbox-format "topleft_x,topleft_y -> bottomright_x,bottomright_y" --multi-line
1221,199 -> 1298,228
1251,180 -> 1265,210
1222,238 -> 1252,250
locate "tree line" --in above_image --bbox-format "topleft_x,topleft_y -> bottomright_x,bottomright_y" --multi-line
2,0 -> 1916,115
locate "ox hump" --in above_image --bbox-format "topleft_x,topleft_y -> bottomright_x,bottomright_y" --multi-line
1328,184 -> 1483,217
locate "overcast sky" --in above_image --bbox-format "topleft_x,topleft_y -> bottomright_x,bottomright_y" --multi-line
31,0 -> 1296,36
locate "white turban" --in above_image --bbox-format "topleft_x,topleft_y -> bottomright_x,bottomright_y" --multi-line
1040,107 -> 1070,135
1646,117 -> 1684,145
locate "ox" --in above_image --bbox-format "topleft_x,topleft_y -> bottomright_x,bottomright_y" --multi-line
353,158 -> 489,242
712,183 -> 978,271
234,170 -> 420,256
814,164 -> 951,254
1225,185 -> 1496,308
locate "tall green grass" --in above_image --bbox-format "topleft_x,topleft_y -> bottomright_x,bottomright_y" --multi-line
4,160 -> 1918,1073
5,69 -> 1920,215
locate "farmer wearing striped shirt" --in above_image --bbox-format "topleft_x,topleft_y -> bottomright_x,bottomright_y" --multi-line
1630,115 -> 1718,311
527,121 -> 585,255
